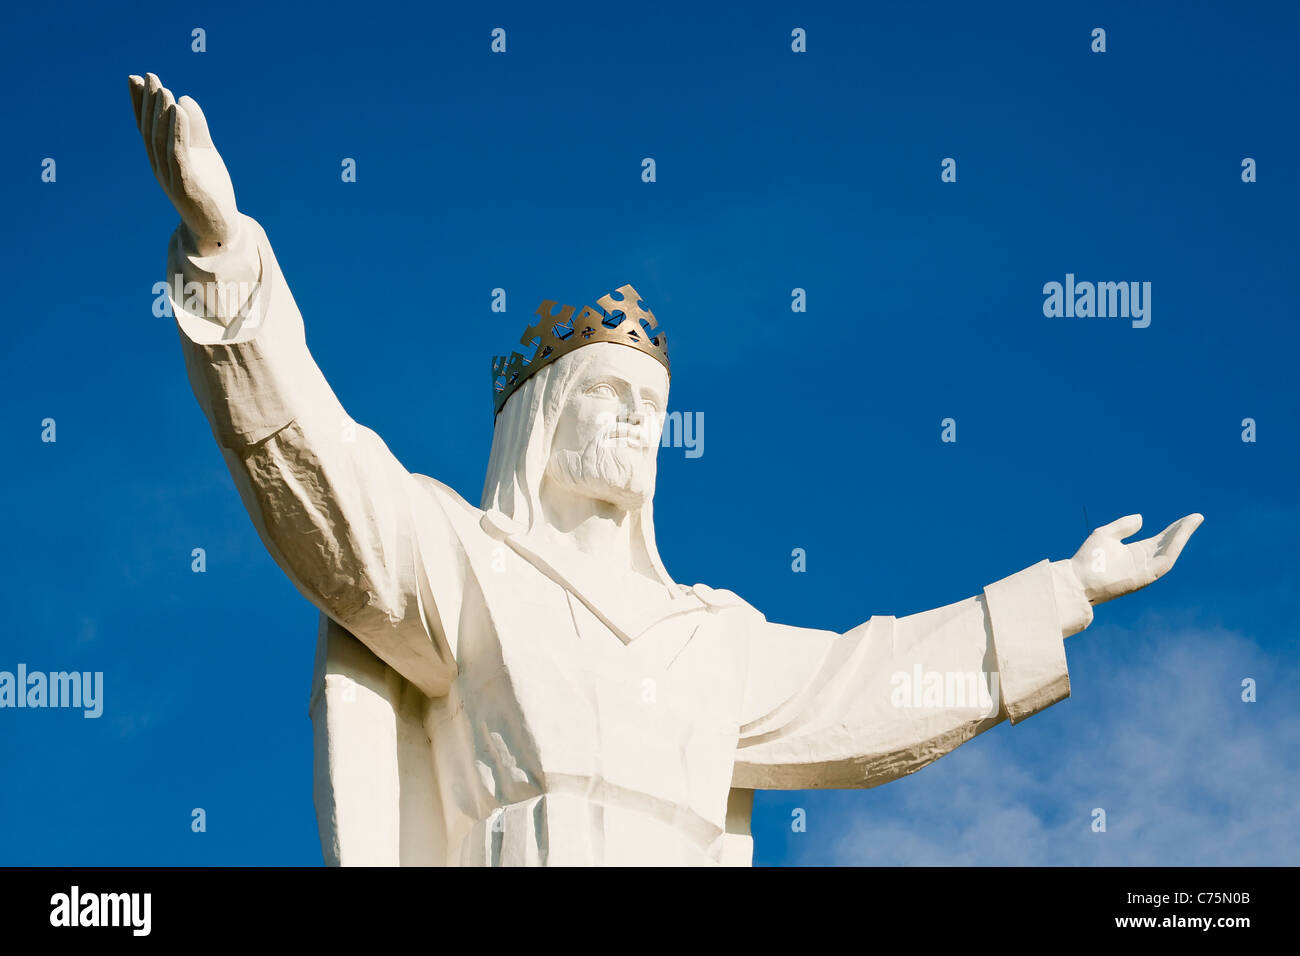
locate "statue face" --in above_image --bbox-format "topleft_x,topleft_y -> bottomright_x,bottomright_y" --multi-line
545,343 -> 668,512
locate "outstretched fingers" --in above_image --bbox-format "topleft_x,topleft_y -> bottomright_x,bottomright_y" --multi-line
162,104 -> 179,192
177,95 -> 212,148
138,75 -> 153,162
140,73 -> 162,170
170,99 -> 190,188
1099,513 -> 1143,541
1147,513 -> 1204,575
152,88 -> 175,182
128,75 -> 145,129
131,74 -> 194,191
154,91 -> 176,187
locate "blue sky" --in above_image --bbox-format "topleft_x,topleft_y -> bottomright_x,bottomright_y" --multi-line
1,0 -> 1296,865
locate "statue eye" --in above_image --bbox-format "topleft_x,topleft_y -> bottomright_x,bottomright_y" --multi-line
586,383 -> 618,400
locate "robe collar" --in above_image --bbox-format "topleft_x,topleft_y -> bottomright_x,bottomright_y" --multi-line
480,509 -> 715,644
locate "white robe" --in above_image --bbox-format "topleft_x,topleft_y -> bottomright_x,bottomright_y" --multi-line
166,215 -> 1094,866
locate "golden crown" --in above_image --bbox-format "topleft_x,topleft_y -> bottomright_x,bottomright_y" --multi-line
491,284 -> 670,417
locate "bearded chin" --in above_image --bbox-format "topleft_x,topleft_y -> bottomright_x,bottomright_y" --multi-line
546,440 -> 655,512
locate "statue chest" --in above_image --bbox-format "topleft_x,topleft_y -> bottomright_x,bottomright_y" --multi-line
441,550 -> 751,836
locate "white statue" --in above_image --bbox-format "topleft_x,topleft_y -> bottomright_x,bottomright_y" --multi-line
128,74 -> 1203,866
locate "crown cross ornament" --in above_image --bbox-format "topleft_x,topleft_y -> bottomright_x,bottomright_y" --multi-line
491,284 -> 670,417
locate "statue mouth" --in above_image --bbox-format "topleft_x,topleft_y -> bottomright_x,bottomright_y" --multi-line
605,431 -> 649,449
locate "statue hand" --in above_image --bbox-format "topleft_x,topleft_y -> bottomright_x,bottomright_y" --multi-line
128,73 -> 239,256
1069,513 -> 1203,605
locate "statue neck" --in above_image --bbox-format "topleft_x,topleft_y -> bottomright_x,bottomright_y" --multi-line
539,476 -> 649,582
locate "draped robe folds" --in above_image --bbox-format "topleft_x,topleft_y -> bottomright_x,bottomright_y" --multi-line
165,214 -> 1095,866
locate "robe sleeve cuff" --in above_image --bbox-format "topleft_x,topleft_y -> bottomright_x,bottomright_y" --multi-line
1051,559 -> 1094,637
167,214 -> 268,346
984,559 -> 1072,725
166,214 -> 329,451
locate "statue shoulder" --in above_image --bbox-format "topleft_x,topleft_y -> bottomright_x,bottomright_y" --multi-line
688,582 -> 767,622
408,473 -> 492,547
409,473 -> 479,514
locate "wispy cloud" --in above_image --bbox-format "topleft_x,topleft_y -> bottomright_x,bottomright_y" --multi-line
785,621 -> 1300,865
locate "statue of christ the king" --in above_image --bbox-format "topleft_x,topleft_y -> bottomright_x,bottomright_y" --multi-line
128,73 -> 1202,866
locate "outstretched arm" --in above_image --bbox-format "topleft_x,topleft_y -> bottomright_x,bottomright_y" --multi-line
129,73 -> 461,697
732,514 -> 1202,789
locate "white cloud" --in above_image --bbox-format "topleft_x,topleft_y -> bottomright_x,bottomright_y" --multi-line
787,621 -> 1300,865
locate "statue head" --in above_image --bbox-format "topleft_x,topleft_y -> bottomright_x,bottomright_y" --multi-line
544,342 -> 667,513
481,288 -> 674,585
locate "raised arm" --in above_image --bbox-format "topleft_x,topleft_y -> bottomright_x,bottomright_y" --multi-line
128,73 -> 460,697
